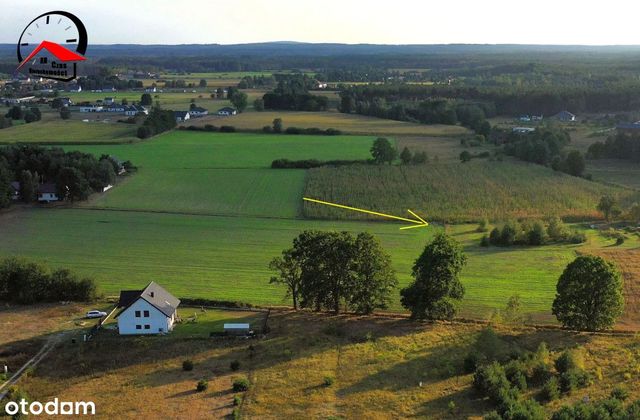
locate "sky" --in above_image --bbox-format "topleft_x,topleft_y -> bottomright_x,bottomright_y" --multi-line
1,0 -> 640,45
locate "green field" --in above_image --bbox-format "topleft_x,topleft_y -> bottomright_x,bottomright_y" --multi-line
1,130 -> 636,321
0,208 -> 579,319
0,119 -> 138,144
71,132 -> 373,216
303,161 -> 639,222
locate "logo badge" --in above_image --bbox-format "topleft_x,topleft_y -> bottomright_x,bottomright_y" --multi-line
16,11 -> 88,82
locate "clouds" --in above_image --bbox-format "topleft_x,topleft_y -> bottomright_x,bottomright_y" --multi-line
0,0 -> 639,45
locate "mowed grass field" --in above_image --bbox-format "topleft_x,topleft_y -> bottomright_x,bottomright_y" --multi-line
71,132 -> 373,217
303,161 -> 639,222
0,119 -> 138,144
0,207 -> 580,320
193,110 -> 471,137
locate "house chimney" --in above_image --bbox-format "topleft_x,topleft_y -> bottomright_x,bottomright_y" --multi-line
150,291 -> 154,298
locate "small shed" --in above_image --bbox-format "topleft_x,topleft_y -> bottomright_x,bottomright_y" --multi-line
224,323 -> 251,336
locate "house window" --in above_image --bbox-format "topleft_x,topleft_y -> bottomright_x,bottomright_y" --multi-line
135,310 -> 141,317
136,325 -> 142,330
143,310 -> 149,317
144,325 -> 150,330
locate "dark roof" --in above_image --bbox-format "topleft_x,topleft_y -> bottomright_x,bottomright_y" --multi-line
115,281 -> 180,318
616,123 -> 640,130
174,111 -> 189,118
117,289 -> 143,308
10,181 -> 20,192
217,107 -> 236,113
554,111 -> 575,118
37,183 -> 57,194
190,107 -> 208,112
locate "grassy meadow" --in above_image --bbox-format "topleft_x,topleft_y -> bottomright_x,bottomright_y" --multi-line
11,309 -> 640,419
0,118 -> 138,144
303,161 -> 639,223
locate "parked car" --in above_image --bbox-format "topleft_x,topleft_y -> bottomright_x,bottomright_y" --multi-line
86,310 -> 107,319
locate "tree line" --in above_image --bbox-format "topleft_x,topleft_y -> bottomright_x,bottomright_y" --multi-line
270,230 -> 624,332
0,145 -> 125,206
136,106 -> 177,139
262,75 -> 328,112
0,257 -> 98,304
587,132 -> 640,163
499,127 -> 586,177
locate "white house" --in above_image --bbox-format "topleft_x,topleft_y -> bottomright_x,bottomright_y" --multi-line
37,183 -> 59,203
79,105 -> 103,113
188,106 -> 209,118
104,97 -> 116,105
174,111 -> 190,123
512,127 -> 536,134
116,282 -> 180,335
554,111 -> 576,122
217,107 -> 237,116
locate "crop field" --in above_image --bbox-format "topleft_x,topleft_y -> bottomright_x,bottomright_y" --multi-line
193,111 -> 471,136
0,119 -> 138,144
303,161 -> 639,223
588,159 -> 640,190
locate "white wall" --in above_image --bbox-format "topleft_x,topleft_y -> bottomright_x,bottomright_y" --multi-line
117,298 -> 175,335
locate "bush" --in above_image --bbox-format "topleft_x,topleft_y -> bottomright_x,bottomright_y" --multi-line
182,360 -> 194,371
611,386 -> 629,401
233,377 -> 250,392
529,361 -> 552,386
540,377 -> 560,402
504,361 -> 527,391
480,235 -> 490,247
204,124 -> 218,132
220,125 -> 236,132
473,362 -> 511,404
196,379 -> 208,392
230,360 -> 240,371
323,376 -> 335,387
137,125 -> 152,139
463,352 -> 482,374
554,350 -> 581,374
262,125 -> 272,133
233,395 -> 242,406
558,369 -> 590,394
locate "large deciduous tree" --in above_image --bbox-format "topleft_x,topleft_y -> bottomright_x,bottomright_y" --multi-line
400,233 -> 467,320
597,194 -> 620,222
370,137 -> 397,164
552,255 -> 623,331
269,230 -> 397,314
230,91 -> 248,113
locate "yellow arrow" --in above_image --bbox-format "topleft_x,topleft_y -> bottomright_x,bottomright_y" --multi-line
303,197 -> 428,230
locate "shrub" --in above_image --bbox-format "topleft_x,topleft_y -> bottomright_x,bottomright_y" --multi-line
504,361 -> 527,391
463,352 -> 482,374
323,376 -> 335,387
616,236 -> 625,246
611,386 -> 629,401
473,362 -> 512,404
480,235 -> 490,247
204,124 -> 218,132
233,395 -> 242,406
230,360 -> 240,371
554,350 -> 579,374
529,361 -> 552,386
262,125 -> 272,133
558,369 -> 590,394
182,360 -> 194,371
540,377 -> 560,402
220,125 -> 236,132
196,379 -> 208,392
477,218 -> 489,232
232,408 -> 241,420
233,377 -> 250,392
